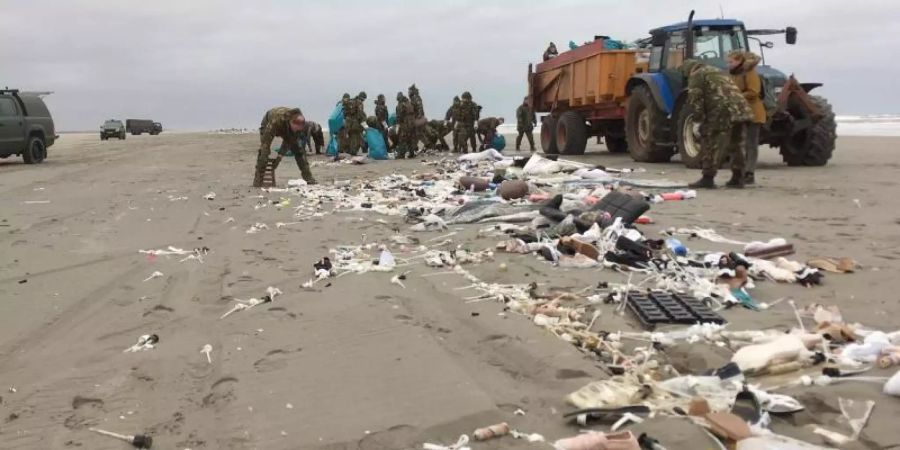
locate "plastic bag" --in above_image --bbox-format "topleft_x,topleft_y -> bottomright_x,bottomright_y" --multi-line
326,103 -> 344,156
365,128 -> 388,160
491,134 -> 506,150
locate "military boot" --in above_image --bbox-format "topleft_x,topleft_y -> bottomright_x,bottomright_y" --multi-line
689,174 -> 717,189
744,172 -> 755,185
726,170 -> 745,189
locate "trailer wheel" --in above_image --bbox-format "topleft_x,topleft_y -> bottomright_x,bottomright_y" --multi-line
556,111 -> 587,155
675,103 -> 703,169
605,136 -> 628,153
541,116 -> 559,154
780,95 -> 836,166
626,85 -> 672,162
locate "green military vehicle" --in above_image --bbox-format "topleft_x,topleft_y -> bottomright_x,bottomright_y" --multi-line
0,88 -> 56,164
100,119 -> 126,140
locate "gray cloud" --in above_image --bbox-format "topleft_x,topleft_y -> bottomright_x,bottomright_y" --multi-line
2,0 -> 897,130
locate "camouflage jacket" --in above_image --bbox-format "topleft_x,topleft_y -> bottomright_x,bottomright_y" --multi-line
396,100 -> 415,127
445,104 -> 458,123
343,98 -> 366,129
259,107 -> 303,154
516,104 -> 536,128
425,120 -> 449,138
375,102 -> 389,124
477,117 -> 501,132
687,65 -> 753,129
456,100 -> 476,127
410,94 -> 425,119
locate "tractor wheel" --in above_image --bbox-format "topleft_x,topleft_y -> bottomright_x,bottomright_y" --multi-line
541,116 -> 559,154
626,85 -> 672,162
675,103 -> 703,169
23,136 -> 46,164
556,111 -> 587,155
605,136 -> 628,153
780,95 -> 836,166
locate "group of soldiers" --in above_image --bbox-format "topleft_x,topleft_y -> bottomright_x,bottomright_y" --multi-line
252,85 -> 541,187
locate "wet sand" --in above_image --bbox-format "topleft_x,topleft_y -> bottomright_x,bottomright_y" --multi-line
1,133 -> 898,449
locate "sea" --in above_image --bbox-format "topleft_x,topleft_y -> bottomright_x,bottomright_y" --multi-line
202,115 -> 900,137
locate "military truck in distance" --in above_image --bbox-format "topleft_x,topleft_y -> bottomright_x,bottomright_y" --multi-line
100,119 -> 126,140
0,88 -> 56,164
126,119 -> 163,135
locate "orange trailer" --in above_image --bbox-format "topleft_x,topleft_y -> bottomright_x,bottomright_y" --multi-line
527,39 -> 649,155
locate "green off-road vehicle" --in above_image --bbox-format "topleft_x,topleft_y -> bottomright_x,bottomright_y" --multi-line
101,119 -> 126,140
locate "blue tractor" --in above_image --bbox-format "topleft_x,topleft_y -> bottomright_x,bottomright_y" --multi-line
624,11 -> 837,167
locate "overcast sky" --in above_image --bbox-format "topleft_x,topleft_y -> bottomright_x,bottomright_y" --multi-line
2,0 -> 897,130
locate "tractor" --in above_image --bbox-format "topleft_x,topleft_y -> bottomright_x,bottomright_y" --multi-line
624,11 -> 837,167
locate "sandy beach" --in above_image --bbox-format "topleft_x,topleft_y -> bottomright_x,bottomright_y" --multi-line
1,133 -> 899,450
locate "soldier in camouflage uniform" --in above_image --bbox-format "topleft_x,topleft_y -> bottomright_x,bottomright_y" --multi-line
423,119 -> 450,151
374,94 -> 391,150
337,93 -> 352,153
341,92 -> 367,155
445,96 -> 460,152
395,92 -> 417,158
254,107 -> 316,187
408,84 -> 426,148
302,120 -> 325,154
515,98 -> 537,151
456,91 -> 477,154
682,60 -> 754,189
477,116 -> 504,150
470,102 -> 482,150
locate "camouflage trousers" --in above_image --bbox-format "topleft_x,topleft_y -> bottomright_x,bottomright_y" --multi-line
456,124 -> 475,153
451,127 -> 459,152
396,125 -> 417,158
343,126 -> 363,156
516,126 -> 535,150
700,122 -> 747,177
254,140 -> 316,186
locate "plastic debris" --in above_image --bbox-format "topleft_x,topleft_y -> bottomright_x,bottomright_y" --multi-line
473,422 -> 509,441
142,271 -> 164,282
89,427 -> 153,449
423,434 -> 470,450
203,192 -> 216,200
220,287 -> 281,319
246,223 -> 269,234
124,334 -> 159,353
201,344 -> 212,364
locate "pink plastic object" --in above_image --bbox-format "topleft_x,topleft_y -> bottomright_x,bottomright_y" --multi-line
529,193 -> 551,203
635,216 -> 653,224
553,431 -> 639,450
660,192 -> 684,201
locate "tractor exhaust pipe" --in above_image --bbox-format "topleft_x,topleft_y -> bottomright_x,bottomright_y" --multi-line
685,10 -> 695,60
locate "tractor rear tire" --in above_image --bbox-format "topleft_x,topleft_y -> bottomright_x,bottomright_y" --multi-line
605,136 -> 628,153
556,111 -> 587,155
626,85 -> 672,162
541,116 -> 559,154
675,103 -> 703,169
780,95 -> 836,166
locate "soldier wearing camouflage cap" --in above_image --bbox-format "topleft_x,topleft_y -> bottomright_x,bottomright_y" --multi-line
254,107 -> 316,187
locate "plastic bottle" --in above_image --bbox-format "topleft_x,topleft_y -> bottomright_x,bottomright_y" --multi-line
665,238 -> 687,256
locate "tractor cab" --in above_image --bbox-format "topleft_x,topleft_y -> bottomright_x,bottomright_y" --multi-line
646,19 -> 750,102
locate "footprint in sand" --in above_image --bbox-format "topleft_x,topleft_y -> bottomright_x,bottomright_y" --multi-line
253,349 -> 297,373
202,377 -> 238,407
